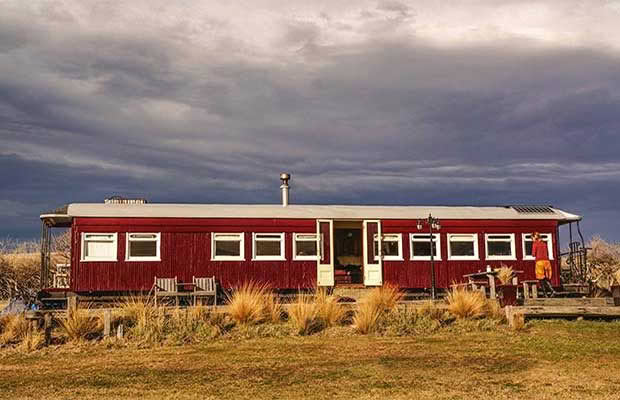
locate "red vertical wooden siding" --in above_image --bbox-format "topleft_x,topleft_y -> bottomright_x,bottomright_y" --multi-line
71,218 -> 317,291
70,217 -> 561,292
381,219 -> 561,289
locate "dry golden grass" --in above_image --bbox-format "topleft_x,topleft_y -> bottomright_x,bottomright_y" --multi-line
17,329 -> 45,352
3,320 -> 618,399
446,287 -> 486,319
288,294 -> 323,335
364,284 -> 404,313
496,264 -> 514,285
352,301 -> 383,334
314,289 -> 345,327
416,300 -> 450,322
262,293 -> 283,324
0,313 -> 29,345
59,306 -> 102,342
484,299 -> 506,322
226,281 -> 270,325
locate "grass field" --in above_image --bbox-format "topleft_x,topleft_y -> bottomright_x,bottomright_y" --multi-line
1,320 -> 620,399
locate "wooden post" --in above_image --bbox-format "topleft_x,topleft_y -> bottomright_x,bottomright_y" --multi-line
116,323 -> 124,339
67,295 -> 77,310
489,275 -> 496,299
479,286 -> 486,297
531,284 -> 538,299
523,282 -> 529,299
103,310 -> 111,338
44,313 -> 53,346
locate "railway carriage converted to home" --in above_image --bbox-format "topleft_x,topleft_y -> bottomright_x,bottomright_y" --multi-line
39,175 -> 582,299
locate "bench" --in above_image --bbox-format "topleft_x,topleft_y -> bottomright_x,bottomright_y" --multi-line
522,280 -> 538,299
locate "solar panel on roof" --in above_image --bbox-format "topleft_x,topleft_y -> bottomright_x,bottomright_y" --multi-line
510,205 -> 555,214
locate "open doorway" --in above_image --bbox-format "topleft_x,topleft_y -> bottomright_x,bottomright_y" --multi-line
333,221 -> 363,285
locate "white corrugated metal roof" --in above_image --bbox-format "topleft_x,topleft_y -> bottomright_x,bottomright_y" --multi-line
59,203 -> 582,221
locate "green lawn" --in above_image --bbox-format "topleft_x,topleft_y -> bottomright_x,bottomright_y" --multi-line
1,320 -> 620,399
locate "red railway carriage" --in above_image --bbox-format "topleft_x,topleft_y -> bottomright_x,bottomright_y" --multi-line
39,202 -> 580,294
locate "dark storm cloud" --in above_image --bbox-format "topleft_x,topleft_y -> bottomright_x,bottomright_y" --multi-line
1,0 -> 619,241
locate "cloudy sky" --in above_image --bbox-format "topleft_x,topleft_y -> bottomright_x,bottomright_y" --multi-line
1,0 -> 619,242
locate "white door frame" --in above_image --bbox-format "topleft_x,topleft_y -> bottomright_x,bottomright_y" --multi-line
363,220 -> 383,286
316,219 -> 334,286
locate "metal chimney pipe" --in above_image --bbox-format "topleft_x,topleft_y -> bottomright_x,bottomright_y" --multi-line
280,173 -> 290,207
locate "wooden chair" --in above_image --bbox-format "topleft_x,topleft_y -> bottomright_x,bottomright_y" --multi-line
153,276 -> 178,306
192,276 -> 217,306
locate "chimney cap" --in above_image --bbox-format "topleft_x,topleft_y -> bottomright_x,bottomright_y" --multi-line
280,173 -> 291,182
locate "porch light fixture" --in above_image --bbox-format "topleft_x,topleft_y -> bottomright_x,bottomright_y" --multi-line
416,213 -> 441,299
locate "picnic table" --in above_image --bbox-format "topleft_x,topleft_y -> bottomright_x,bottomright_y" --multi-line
462,269 -> 524,299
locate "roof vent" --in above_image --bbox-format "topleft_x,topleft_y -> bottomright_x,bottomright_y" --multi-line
104,196 -> 148,205
510,205 -> 555,214
280,173 -> 290,207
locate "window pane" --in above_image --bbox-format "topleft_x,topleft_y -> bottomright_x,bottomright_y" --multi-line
412,241 -> 432,257
129,240 -> 157,257
524,241 -> 533,256
488,241 -> 512,256
215,240 -> 241,257
382,241 -> 399,257
256,241 -> 281,256
450,241 -> 474,256
296,240 -> 317,256
85,240 -> 114,258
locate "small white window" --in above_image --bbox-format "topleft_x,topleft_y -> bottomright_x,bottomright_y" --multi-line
293,233 -> 320,260
81,233 -> 117,262
485,234 -> 516,260
252,233 -> 285,261
126,233 -> 160,261
212,233 -> 245,261
410,234 -> 441,260
374,233 -> 403,261
448,234 -> 479,260
522,233 -> 554,260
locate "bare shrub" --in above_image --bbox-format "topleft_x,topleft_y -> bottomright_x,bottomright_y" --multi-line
383,307 -> 441,336
587,237 -> 620,292
446,287 -> 486,319
416,300 -> 451,323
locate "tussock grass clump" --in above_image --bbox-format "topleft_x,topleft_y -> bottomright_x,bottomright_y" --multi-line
446,287 -> 486,319
314,289 -> 345,328
59,306 -> 102,342
226,281 -> 270,325
352,285 -> 403,334
288,294 -> 325,335
416,300 -> 451,323
496,264 -> 514,285
262,294 -> 283,324
352,301 -> 383,334
18,330 -> 45,352
365,285 -> 403,313
0,313 -> 29,345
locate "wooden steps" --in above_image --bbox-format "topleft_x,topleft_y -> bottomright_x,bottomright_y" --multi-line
524,297 -> 615,307
506,304 -> 620,327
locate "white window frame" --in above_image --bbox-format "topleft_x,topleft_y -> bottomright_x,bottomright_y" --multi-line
293,233 -> 320,261
374,233 -> 403,261
252,233 -> 286,261
522,233 -> 554,260
125,233 -> 161,262
409,233 -> 441,261
447,233 -> 479,261
484,233 -> 516,261
80,232 -> 118,262
211,233 -> 245,261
